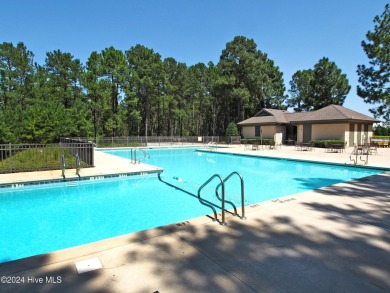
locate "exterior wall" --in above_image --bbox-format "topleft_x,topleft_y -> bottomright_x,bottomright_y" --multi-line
307,123 -> 373,147
297,124 -> 303,144
275,125 -> 286,144
243,123 -> 374,146
242,126 -> 256,138
298,123 -> 348,145
261,126 -> 276,139
367,124 -> 373,142
346,123 -> 374,146
312,123 -> 347,141
241,125 -> 276,139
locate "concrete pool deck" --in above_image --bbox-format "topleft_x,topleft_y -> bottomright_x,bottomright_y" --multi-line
0,145 -> 389,292
0,150 -> 163,185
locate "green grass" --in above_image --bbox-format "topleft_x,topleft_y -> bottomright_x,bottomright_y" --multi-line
0,147 -> 88,174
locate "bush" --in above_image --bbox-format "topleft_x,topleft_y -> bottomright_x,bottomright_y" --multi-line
240,138 -> 274,145
226,122 -> 239,136
310,139 -> 345,148
374,126 -> 390,136
372,136 -> 390,140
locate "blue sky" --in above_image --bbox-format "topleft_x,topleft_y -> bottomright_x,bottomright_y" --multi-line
1,0 -> 388,116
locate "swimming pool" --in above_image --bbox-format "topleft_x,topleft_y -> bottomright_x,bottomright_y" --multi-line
0,147 -> 384,263
104,147 -> 383,203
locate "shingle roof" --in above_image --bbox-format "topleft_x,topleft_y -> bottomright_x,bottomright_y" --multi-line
263,109 -> 290,123
237,105 -> 379,126
290,105 -> 379,123
237,109 -> 290,125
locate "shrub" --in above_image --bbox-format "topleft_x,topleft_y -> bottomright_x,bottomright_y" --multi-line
240,138 -> 274,145
372,136 -> 390,140
310,139 -> 345,148
226,122 -> 239,136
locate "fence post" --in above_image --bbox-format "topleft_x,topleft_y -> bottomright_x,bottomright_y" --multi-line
9,143 -> 12,173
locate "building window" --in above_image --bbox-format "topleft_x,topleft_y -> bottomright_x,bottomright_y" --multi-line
255,126 -> 260,137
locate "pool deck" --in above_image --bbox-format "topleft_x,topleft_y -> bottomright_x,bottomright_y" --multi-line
0,150 -> 163,185
1,145 -> 389,292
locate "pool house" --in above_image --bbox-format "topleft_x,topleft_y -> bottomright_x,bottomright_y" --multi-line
237,104 -> 380,146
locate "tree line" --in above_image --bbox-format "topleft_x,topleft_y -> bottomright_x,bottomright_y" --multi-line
0,4 -> 388,143
0,36 -> 348,143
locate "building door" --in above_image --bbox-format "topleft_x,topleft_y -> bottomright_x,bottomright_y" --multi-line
286,124 -> 297,141
303,124 -> 312,142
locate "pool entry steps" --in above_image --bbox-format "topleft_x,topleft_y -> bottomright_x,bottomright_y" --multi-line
158,171 -> 246,225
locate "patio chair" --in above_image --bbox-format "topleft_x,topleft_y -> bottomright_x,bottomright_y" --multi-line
334,142 -> 346,153
356,144 -> 369,155
275,142 -> 282,150
294,141 -> 301,151
268,140 -> 276,150
324,142 -> 332,153
368,143 -> 378,155
308,141 -> 315,151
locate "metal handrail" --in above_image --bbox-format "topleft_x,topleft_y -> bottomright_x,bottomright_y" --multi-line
131,148 -> 150,164
350,146 -> 369,165
75,152 -> 81,177
216,171 -> 246,220
158,171 -> 245,225
61,153 -> 66,178
198,174 -> 225,224
206,141 -> 217,151
139,148 -> 150,159
157,173 -> 220,213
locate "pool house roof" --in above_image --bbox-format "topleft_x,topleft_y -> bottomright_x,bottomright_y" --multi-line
237,104 -> 380,126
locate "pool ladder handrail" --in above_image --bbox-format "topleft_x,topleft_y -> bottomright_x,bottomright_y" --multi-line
215,171 -> 246,220
131,148 -> 150,164
198,171 -> 246,225
157,172 -> 221,219
198,174 -> 224,224
207,141 -> 217,151
61,153 -> 66,178
349,145 -> 369,165
75,152 -> 81,177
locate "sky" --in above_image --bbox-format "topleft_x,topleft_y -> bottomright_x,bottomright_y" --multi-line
1,0 -> 388,117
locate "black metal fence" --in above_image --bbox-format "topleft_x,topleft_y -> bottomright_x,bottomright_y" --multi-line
73,136 -> 241,148
0,136 -> 241,173
60,138 -> 95,166
0,142 -> 94,174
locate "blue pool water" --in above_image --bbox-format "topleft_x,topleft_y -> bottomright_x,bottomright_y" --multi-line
0,148 -> 384,263
105,148 -> 383,203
